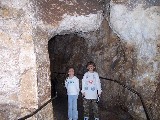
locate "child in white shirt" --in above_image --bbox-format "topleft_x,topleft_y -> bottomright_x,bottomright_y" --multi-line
65,67 -> 79,120
81,61 -> 102,120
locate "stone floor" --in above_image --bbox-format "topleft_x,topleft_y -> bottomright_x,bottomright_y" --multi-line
52,92 -> 134,120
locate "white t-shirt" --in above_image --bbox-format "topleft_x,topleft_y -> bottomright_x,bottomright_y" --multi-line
81,71 -> 102,99
65,76 -> 79,95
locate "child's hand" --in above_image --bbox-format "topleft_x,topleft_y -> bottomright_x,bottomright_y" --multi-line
97,95 -> 100,103
82,92 -> 85,97
98,94 -> 101,97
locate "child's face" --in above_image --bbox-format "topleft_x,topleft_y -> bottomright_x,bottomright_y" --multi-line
87,64 -> 95,72
68,68 -> 74,76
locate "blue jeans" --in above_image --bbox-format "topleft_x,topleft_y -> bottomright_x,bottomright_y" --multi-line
68,95 -> 78,120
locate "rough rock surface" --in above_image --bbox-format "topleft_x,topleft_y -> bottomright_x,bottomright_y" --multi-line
110,0 -> 160,119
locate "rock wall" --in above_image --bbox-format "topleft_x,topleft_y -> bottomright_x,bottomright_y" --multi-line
0,0 -> 38,119
109,0 -> 160,119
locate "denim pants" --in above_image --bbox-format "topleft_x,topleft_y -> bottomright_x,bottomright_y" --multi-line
68,95 -> 78,120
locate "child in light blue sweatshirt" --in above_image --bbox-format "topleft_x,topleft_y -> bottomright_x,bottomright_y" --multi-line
81,61 -> 102,120
65,67 -> 79,120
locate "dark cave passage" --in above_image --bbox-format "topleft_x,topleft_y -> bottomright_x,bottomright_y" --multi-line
48,34 -> 87,120
48,34 -> 134,120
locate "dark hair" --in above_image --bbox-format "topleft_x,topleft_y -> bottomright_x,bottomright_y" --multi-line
65,66 -> 75,77
67,66 -> 75,71
86,61 -> 96,68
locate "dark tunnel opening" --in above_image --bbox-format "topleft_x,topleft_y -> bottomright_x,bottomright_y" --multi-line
48,33 -> 88,96
48,33 -> 88,120
48,33 -> 135,120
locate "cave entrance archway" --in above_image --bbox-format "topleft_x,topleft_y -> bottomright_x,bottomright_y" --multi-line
47,32 -> 134,120
48,33 -> 89,119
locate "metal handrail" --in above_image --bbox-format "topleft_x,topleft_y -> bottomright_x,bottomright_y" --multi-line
18,72 -> 151,120
99,77 -> 151,120
18,95 -> 57,120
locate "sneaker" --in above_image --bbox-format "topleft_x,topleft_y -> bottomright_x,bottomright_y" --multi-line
95,118 -> 99,120
84,116 -> 89,120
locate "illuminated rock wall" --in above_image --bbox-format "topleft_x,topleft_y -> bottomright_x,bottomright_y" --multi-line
109,0 -> 160,119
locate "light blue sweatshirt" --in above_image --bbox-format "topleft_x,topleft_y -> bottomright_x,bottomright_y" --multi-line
81,71 -> 102,99
65,76 -> 79,95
